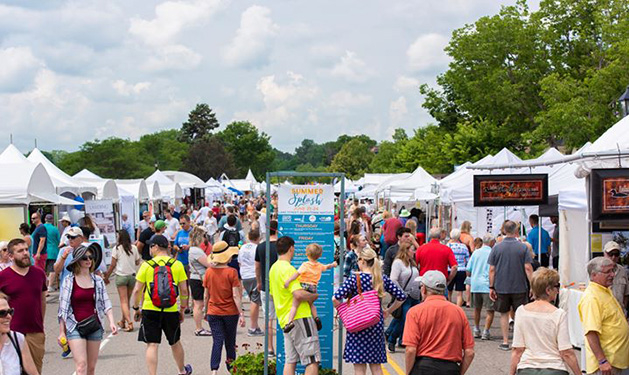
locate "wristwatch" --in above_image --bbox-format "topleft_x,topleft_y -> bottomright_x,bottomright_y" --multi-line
489,286 -> 495,290
599,358 -> 608,365
132,306 -> 140,311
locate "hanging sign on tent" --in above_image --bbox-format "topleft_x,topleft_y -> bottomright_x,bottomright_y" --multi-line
591,168 -> 629,221
473,174 -> 548,207
276,184 -> 335,374
84,199 -> 116,246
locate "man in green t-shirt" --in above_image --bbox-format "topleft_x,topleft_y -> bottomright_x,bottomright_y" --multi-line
269,236 -> 320,375
130,234 -> 192,375
43,214 -> 60,289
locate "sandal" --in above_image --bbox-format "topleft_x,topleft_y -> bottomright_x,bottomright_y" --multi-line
194,328 -> 212,336
124,322 -> 134,332
117,320 -> 126,329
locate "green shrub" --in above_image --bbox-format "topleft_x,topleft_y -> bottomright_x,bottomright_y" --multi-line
230,351 -> 276,375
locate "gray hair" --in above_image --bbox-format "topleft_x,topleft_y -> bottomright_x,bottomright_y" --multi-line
503,220 -> 518,235
450,228 -> 461,240
587,257 -> 614,278
429,227 -> 441,239
482,233 -> 495,245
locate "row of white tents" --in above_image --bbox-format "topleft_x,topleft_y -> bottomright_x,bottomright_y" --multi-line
344,114 -> 629,287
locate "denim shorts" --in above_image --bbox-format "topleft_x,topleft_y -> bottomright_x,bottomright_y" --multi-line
66,326 -> 104,342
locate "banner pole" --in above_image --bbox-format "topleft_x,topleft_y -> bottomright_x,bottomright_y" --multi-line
338,175 -> 345,375
264,173 -> 271,375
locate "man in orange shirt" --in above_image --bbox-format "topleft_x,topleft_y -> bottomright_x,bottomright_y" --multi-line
403,270 -> 475,375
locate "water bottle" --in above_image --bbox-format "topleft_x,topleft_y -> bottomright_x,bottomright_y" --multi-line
59,336 -> 69,352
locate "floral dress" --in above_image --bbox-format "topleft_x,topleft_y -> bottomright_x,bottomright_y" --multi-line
334,272 -> 406,364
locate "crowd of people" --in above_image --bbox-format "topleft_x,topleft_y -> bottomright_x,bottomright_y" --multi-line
0,197 -> 626,375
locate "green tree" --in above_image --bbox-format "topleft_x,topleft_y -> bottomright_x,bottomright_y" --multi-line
294,139 -> 326,167
178,103 -> 220,144
217,121 -> 275,179
369,141 -> 405,173
269,149 -> 299,171
182,136 -> 237,180
138,129 -> 188,171
329,139 -> 374,179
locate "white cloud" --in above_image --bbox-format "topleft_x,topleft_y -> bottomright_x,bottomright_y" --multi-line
233,72 -> 318,133
143,45 -> 202,71
407,33 -> 450,72
221,5 -> 278,68
394,75 -> 420,92
0,47 -> 43,93
129,0 -> 224,46
330,51 -> 374,83
389,96 -> 408,126
327,91 -> 372,108
112,80 -> 151,96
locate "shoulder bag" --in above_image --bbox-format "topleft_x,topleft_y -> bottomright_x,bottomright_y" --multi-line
336,273 -> 381,333
8,331 -> 27,375
390,269 -> 412,319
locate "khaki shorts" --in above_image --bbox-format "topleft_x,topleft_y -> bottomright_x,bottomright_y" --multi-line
25,332 -> 45,374
115,274 -> 136,288
284,317 -> 321,366
471,293 -> 495,311
260,291 -> 276,321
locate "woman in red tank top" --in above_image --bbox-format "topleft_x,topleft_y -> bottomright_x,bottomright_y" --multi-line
58,244 -> 117,375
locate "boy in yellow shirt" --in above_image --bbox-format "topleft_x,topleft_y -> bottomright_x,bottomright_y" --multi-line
283,243 -> 336,333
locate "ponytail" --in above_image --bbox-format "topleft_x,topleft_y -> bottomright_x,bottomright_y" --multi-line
359,247 -> 385,298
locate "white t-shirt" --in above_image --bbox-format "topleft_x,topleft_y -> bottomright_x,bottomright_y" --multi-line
164,218 -> 180,240
112,244 -> 141,277
203,216 -> 218,236
196,207 -> 211,224
188,246 -> 207,281
512,305 -> 572,372
138,220 -> 149,234
238,242 -> 257,280
1,331 -> 24,375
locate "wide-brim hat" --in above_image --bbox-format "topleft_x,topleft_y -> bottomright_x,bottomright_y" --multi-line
209,241 -> 239,264
399,209 -> 411,218
66,242 -> 103,272
59,215 -> 71,224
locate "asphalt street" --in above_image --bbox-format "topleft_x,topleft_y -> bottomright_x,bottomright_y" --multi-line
39,281 -> 524,375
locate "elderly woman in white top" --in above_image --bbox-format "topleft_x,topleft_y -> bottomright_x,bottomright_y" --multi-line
510,268 -> 580,375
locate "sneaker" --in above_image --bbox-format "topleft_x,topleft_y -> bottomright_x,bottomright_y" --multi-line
184,308 -> 192,315
179,364 -> 193,375
314,317 -> 322,331
498,343 -> 510,351
481,330 -> 491,340
509,319 -> 514,331
61,348 -> 71,358
247,328 -> 264,337
387,342 -> 396,353
473,327 -> 481,338
283,321 -> 295,333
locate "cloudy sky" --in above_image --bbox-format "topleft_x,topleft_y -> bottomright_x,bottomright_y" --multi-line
0,0 -> 538,153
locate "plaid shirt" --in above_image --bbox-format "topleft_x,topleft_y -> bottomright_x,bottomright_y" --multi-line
58,273 -> 112,333
343,250 -> 359,278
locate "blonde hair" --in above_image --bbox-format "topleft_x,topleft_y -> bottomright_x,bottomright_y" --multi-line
382,211 -> 392,220
395,242 -> 415,267
530,267 -> 559,300
358,247 -> 385,297
405,220 -> 417,235
460,221 -> 472,234
306,243 -> 322,260
189,226 -> 206,247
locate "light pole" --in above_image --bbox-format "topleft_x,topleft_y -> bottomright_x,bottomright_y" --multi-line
618,85 -> 629,117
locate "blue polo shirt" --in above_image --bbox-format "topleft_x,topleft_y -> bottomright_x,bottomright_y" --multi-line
527,226 -> 551,255
44,223 -> 60,260
174,228 -> 191,265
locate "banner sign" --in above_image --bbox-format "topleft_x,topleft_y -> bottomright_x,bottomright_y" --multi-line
474,174 -> 548,207
591,169 -> 629,221
277,185 -> 335,374
84,199 -> 116,246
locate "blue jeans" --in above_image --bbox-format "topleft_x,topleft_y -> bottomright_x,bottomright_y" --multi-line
66,326 -> 104,342
387,298 -> 419,344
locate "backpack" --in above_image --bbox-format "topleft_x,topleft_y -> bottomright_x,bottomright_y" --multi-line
147,258 -> 179,309
223,228 -> 241,247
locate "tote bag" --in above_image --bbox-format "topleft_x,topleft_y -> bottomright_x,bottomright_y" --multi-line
336,273 -> 381,333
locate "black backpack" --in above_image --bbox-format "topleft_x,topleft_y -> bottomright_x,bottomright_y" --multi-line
223,228 -> 241,247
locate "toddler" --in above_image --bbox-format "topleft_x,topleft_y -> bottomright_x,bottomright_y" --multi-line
283,243 -> 337,333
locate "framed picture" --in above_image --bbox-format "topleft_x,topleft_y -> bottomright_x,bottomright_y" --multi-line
473,174 -> 548,207
591,168 -> 629,222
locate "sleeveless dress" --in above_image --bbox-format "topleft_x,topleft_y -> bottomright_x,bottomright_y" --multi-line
334,272 -> 406,363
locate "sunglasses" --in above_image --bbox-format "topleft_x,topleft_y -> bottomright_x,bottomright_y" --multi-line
0,308 -> 14,318
68,235 -> 79,240
608,252 -> 621,257
80,254 -> 94,261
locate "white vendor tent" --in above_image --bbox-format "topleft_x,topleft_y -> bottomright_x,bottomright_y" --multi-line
0,144 -> 28,164
161,171 -> 207,189
114,179 -> 150,201
27,148 -> 97,197
576,114 -> 629,175
0,162 -> 80,205
73,169 -> 129,201
146,170 -> 184,202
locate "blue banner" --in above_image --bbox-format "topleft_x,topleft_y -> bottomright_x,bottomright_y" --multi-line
276,185 -> 335,374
